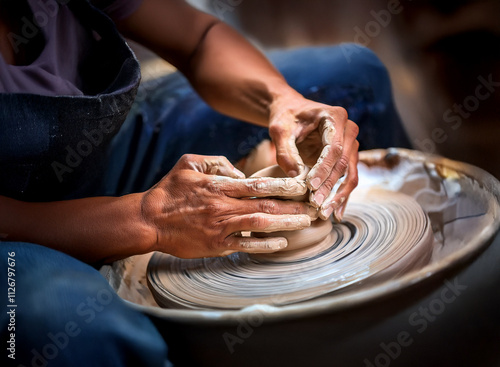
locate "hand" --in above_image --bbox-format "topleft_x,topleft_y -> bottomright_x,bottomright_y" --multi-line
140,154 -> 315,258
269,95 -> 359,221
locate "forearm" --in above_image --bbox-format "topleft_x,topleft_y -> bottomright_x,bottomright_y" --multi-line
183,21 -> 301,126
0,194 -> 154,264
117,0 -> 300,127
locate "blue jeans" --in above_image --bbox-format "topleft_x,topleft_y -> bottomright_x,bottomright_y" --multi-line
0,243 -> 169,367
0,44 -> 409,367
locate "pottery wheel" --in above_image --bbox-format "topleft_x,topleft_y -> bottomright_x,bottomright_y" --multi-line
147,189 -> 433,310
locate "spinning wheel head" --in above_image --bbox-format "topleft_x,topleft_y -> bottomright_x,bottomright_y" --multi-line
147,187 -> 433,310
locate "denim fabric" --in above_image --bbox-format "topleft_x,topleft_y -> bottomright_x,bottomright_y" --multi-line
102,43 -> 410,196
0,242 -> 169,367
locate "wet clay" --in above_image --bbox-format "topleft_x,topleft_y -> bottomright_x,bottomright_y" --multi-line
250,165 -> 333,253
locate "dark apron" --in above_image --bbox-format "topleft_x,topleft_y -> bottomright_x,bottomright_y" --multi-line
0,0 -> 141,202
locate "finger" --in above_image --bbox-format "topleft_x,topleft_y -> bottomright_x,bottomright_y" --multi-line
309,119 -> 358,208
318,141 -> 359,220
177,154 -> 245,178
214,163 -> 246,179
202,156 -> 246,178
269,122 -> 305,177
242,198 -> 318,218
306,109 -> 348,190
220,235 -> 288,255
333,198 -> 348,223
225,213 -> 311,234
211,176 -> 307,198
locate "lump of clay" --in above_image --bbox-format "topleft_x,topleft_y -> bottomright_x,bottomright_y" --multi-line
250,165 -> 333,253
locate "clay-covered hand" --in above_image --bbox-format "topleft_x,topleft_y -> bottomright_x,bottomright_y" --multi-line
140,154 -> 315,258
269,95 -> 359,221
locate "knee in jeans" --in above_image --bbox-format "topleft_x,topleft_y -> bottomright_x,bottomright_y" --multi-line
339,43 -> 390,80
339,43 -> 380,65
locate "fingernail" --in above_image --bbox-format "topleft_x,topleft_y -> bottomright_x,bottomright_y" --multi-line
333,204 -> 346,222
270,238 -> 288,250
295,164 -> 308,180
287,170 -> 298,177
312,192 -> 325,207
310,177 -> 322,190
320,206 -> 334,219
307,205 -> 319,219
298,215 -> 311,228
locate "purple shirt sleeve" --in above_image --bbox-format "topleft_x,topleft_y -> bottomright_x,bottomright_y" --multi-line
0,0 -> 145,95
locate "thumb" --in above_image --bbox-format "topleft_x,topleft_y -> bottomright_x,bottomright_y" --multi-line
202,156 -> 246,178
177,154 -> 246,178
269,123 -> 305,178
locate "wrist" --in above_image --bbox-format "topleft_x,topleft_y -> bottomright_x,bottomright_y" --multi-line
124,192 -> 159,255
270,86 -> 304,110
